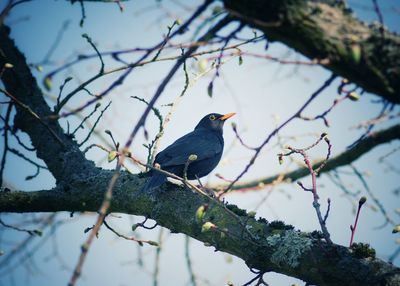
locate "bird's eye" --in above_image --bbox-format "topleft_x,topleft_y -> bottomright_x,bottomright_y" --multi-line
209,115 -> 216,121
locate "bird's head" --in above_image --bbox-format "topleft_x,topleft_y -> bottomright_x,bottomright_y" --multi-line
194,113 -> 236,132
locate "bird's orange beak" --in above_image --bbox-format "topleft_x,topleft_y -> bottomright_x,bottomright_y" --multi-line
219,112 -> 236,121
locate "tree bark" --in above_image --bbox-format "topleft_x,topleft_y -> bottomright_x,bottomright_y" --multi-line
1,176 -> 400,286
0,25 -> 98,184
1,4 -> 400,285
224,0 -> 400,104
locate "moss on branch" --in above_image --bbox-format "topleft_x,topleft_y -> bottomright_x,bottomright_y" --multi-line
1,173 -> 399,286
224,0 -> 400,103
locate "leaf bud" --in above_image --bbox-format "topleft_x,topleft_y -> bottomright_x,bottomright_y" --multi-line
188,154 -> 198,161
348,91 -> 360,101
201,222 -> 216,233
108,151 -> 118,162
392,225 -> 400,234
147,240 -> 159,247
359,196 -> 367,206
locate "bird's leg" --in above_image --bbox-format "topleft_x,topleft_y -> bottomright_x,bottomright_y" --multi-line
195,175 -> 215,198
195,175 -> 204,188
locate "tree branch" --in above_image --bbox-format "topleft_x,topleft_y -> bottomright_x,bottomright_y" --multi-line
224,0 -> 400,103
1,5 -> 400,286
0,174 -> 399,286
0,25 -> 98,183
227,124 -> 400,191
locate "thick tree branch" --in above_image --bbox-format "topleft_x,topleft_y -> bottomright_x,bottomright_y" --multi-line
228,124 -> 400,190
224,0 -> 400,103
0,174 -> 399,286
0,25 -> 98,183
1,6 -> 399,286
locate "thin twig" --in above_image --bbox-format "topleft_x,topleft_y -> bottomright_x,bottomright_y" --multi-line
349,197 -> 367,247
152,228 -> 164,286
185,236 -> 197,286
231,123 -> 257,150
11,131 -> 36,151
219,74 -> 337,196
55,76 -> 73,111
71,102 -> 101,136
0,103 -> 12,186
0,88 -> 65,146
103,219 -> 158,247
347,101 -> 391,149
68,6 -> 224,286
78,101 -> 112,147
351,165 -> 395,228
151,20 -> 178,61
67,162 -> 122,286
282,133 -> 333,243
0,218 -> 42,236
54,34 -> 104,113
8,148 -> 48,170
323,198 -> 331,224
57,0 -> 215,119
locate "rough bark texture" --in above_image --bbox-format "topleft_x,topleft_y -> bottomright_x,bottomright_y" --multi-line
224,0 -> 400,104
1,175 -> 400,286
1,1 -> 400,285
0,25 -> 98,185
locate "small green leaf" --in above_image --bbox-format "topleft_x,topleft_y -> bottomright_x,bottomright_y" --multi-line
201,221 -> 216,232
278,154 -> 283,165
188,154 -> 198,161
108,151 -> 118,162
350,43 -> 361,64
43,76 -> 52,91
195,205 -> 207,222
238,55 -> 243,65
33,229 -> 43,236
132,223 -> 139,231
81,243 -> 89,252
348,92 -> 360,101
147,240 -> 159,247
248,211 -> 256,218
198,58 -> 208,73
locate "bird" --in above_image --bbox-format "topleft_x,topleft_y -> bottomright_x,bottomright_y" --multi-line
141,112 -> 236,192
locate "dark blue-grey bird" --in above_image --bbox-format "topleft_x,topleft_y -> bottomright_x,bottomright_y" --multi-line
142,112 -> 236,191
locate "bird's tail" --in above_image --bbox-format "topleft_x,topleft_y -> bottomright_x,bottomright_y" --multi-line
141,172 -> 167,192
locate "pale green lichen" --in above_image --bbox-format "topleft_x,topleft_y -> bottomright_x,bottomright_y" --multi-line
266,231 -> 312,268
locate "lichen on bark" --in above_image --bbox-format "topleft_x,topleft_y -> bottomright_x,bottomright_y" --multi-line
266,230 -> 312,268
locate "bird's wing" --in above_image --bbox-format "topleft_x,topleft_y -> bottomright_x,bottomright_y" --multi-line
155,129 -> 223,168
